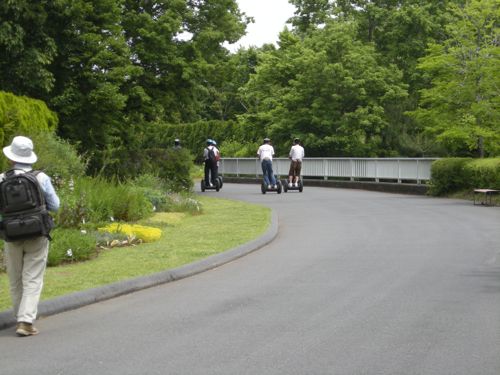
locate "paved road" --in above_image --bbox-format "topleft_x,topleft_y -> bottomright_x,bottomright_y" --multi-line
1,184 -> 499,375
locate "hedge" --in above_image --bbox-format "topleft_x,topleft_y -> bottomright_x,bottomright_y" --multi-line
0,91 -> 59,171
429,158 -> 500,196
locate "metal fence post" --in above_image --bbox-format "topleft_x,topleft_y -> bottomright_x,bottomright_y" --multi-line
398,159 -> 401,183
416,159 -> 420,184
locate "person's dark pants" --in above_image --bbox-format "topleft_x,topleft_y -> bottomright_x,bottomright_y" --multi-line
204,160 -> 218,186
261,159 -> 276,186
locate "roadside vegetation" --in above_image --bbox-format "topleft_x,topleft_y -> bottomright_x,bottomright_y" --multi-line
428,158 -> 500,202
0,129 -> 271,312
0,196 -> 271,311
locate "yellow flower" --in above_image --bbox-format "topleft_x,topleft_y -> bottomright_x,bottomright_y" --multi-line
98,223 -> 162,243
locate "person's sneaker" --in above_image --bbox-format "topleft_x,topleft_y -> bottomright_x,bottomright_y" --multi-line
268,185 -> 272,189
294,183 -> 298,188
273,185 -> 277,189
288,183 -> 292,188
16,322 -> 39,336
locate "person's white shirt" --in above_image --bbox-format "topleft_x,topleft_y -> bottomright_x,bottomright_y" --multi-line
289,144 -> 304,161
257,144 -> 275,161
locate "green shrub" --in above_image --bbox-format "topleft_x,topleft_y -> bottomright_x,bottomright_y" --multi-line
429,157 -> 500,196
129,174 -> 203,214
147,148 -> 194,192
144,119 -> 262,161
56,176 -> 154,228
92,146 -> 194,193
219,139 -> 260,157
429,158 -> 472,196
463,158 -> 500,190
130,174 -> 171,212
48,228 -> 98,267
0,92 -> 58,170
31,132 -> 87,185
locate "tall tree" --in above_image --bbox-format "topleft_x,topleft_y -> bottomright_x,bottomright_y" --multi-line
42,0 -> 139,173
202,47 -> 259,120
288,0 -> 332,34
285,1 -> 466,155
121,0 -> 193,123
121,0 -> 249,124
241,22 -> 408,156
409,0 -> 500,157
0,0 -> 56,96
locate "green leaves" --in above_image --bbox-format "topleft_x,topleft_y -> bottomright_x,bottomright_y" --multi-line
240,20 -> 408,156
0,0 -> 56,95
410,0 -> 500,157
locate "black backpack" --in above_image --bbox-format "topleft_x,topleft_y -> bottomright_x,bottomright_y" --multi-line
0,169 -> 54,241
207,147 -> 216,162
207,147 -> 220,164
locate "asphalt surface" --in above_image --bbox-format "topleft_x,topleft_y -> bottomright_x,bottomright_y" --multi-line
1,183 -> 499,375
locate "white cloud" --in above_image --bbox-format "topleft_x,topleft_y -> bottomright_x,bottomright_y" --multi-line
226,0 -> 296,52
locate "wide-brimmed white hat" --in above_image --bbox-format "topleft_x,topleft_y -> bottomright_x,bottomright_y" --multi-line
3,136 -> 37,164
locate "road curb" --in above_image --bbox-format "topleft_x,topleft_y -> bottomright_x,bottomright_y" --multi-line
222,177 -> 429,195
0,210 -> 278,331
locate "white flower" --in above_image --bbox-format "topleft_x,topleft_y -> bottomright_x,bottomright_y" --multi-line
110,216 -> 114,222
66,249 -> 73,257
81,230 -> 87,234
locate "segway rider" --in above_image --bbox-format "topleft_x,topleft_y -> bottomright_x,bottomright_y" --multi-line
203,139 -> 219,187
173,138 -> 182,150
211,140 -> 221,186
288,138 -> 304,188
257,138 -> 276,189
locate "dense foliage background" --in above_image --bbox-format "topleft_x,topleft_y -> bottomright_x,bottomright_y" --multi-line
0,0 -> 498,178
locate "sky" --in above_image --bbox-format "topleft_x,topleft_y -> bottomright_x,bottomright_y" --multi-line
226,0 -> 296,51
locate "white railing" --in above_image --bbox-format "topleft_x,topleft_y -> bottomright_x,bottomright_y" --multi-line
219,158 -> 437,184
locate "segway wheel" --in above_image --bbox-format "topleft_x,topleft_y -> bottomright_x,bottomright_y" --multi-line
282,180 -> 288,193
298,179 -> 303,192
261,182 -> 266,194
277,181 -> 282,194
218,176 -> 223,188
215,179 -> 220,192
200,179 -> 205,192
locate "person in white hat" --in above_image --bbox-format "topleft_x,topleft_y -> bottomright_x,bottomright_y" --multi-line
203,139 -> 220,187
173,138 -> 181,150
1,135 -> 60,336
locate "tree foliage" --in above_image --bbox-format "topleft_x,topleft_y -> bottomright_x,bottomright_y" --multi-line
240,22 -> 408,156
0,0 -> 498,173
409,0 -> 500,157
0,0 -> 248,175
0,91 -> 57,152
0,1 -> 56,96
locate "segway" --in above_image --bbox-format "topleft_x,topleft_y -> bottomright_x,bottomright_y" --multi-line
283,178 -> 303,193
200,177 -> 220,192
261,178 -> 282,194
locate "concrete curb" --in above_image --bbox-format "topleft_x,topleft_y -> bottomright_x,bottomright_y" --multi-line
0,210 -> 279,331
222,177 -> 429,195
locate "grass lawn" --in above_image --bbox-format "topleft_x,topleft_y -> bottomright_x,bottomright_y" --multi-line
0,196 -> 271,312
